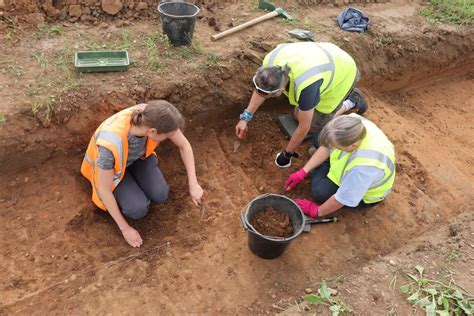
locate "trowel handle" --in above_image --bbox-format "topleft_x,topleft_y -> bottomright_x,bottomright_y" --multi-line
305,217 -> 338,224
211,10 -> 279,41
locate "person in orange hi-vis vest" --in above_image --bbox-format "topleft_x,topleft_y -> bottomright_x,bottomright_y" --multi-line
81,100 -> 203,247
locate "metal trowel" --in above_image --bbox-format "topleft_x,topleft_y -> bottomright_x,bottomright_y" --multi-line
233,140 -> 241,152
288,29 -> 315,42
303,217 -> 338,232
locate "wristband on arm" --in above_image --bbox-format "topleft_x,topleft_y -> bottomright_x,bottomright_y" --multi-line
239,109 -> 253,122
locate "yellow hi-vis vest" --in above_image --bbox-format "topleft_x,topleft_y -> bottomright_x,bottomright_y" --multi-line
80,104 -> 158,210
262,42 -> 357,114
327,114 -> 396,204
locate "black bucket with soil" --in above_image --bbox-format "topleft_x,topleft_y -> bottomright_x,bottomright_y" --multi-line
241,194 -> 304,259
157,2 -> 200,46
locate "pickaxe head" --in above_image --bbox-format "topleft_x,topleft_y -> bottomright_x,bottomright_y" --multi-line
258,1 -> 293,20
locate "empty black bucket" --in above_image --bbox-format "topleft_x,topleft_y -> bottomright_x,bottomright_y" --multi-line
157,2 -> 200,46
241,194 -> 305,259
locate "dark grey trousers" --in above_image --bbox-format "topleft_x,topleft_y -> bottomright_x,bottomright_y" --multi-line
113,155 -> 168,219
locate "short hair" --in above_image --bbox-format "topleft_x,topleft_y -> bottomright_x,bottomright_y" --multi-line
254,65 -> 290,91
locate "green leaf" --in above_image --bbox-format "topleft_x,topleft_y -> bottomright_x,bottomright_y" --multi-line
320,280 -> 330,300
423,288 -> 438,296
329,304 -> 341,316
458,301 -> 473,314
425,297 -> 436,316
436,311 -> 449,316
436,295 -> 443,306
416,297 -> 432,307
415,265 -> 425,276
441,297 -> 449,311
407,292 -> 420,303
453,289 -> 464,300
408,273 -> 419,282
304,294 -> 325,305
400,284 -> 411,293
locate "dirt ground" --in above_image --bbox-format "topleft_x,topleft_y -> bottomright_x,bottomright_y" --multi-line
0,0 -> 473,314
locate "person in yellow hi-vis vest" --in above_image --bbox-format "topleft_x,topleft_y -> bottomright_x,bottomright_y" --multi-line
284,114 -> 395,217
235,42 -> 367,168
81,100 -> 203,247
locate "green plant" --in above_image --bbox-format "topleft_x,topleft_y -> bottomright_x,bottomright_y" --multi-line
376,36 -> 393,46
303,16 -> 313,30
400,265 -> 473,315
304,280 -> 352,315
180,46 -> 195,60
192,42 -> 221,68
30,52 -> 49,68
31,95 -> 57,123
1,65 -> 24,77
35,25 -> 63,39
88,42 -> 107,50
119,31 -> 132,50
144,35 -> 162,69
420,0 -> 474,25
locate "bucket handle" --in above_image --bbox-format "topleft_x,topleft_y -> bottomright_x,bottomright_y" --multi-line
240,193 -> 274,231
239,193 -> 291,241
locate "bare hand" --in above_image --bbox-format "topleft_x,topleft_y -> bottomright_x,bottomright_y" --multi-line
189,183 -> 204,206
235,120 -> 249,139
121,226 -> 143,248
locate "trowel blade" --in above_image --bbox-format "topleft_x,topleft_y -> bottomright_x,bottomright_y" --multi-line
233,140 -> 241,152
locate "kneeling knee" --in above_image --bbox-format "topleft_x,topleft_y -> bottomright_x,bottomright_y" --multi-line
122,200 -> 150,219
311,186 -> 330,205
150,185 -> 169,204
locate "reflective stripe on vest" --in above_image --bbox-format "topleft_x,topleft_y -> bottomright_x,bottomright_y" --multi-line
341,149 -> 395,189
267,44 -> 288,67
267,43 -> 335,99
96,130 -> 124,183
296,43 -> 335,96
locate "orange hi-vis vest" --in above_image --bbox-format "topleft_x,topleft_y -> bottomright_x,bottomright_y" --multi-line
81,104 -> 158,210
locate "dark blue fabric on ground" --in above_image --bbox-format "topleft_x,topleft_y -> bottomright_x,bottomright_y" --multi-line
337,7 -> 370,32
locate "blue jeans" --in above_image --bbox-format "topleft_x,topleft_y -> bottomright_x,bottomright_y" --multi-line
113,155 -> 168,219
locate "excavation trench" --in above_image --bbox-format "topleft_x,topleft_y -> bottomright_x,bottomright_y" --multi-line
1,61 -> 473,313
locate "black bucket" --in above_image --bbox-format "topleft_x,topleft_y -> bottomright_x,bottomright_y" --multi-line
157,2 -> 200,46
241,194 -> 305,259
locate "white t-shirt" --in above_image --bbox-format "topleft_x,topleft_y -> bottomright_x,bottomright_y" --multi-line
334,165 -> 385,207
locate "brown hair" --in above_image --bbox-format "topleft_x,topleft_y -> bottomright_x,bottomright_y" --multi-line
131,100 -> 185,133
319,115 -> 367,148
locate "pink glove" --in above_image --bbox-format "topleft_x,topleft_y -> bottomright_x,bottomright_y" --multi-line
284,168 -> 308,190
295,199 -> 320,218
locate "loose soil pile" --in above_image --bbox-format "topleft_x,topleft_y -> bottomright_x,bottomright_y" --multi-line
249,208 -> 294,238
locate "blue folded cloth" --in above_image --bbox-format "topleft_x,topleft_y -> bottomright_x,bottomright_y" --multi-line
337,7 -> 370,32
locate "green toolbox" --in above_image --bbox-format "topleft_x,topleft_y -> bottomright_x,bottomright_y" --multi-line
74,50 -> 130,73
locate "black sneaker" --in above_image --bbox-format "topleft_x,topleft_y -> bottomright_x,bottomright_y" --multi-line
347,88 -> 368,115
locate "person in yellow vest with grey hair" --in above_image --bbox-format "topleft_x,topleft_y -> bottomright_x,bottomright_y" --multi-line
284,114 -> 395,217
235,42 -> 367,168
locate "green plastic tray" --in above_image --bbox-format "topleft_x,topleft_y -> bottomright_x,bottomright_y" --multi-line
75,50 -> 129,73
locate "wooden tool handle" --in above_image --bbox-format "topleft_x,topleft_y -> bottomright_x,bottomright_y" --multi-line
211,11 -> 279,41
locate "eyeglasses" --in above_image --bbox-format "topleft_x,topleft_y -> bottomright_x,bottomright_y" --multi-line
252,75 -> 282,96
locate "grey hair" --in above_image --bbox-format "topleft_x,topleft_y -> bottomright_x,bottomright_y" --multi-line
255,65 -> 291,91
319,115 -> 367,148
